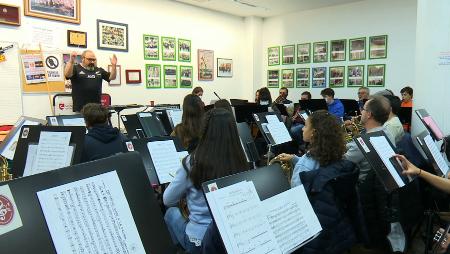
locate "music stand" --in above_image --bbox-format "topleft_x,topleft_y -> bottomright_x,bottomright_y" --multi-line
230,99 -> 248,106
46,114 -> 85,126
108,104 -> 144,130
233,103 -> 268,123
299,99 -> 327,113
416,131 -> 449,177
137,112 -> 167,137
0,152 -> 176,254
204,104 -> 214,112
121,114 -> 146,139
415,109 -> 444,141
236,122 -> 260,167
340,99 -> 361,117
274,103 -> 289,116
152,109 -> 173,134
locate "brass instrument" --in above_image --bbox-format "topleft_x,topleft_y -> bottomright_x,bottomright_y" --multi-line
269,156 -> 294,183
0,156 -> 13,182
343,115 -> 364,143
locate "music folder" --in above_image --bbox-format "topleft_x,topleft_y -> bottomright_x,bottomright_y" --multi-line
233,103 -> 268,123
121,114 -> 146,139
137,112 -> 167,137
236,122 -> 260,163
253,112 -> 292,146
416,130 -> 449,177
415,109 -> 444,141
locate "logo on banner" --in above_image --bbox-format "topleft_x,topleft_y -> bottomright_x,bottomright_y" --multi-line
45,56 -> 59,69
0,195 -> 14,225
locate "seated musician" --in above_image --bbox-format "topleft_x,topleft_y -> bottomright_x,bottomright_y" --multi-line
383,95 -> 404,144
321,88 -> 344,120
290,91 -> 311,144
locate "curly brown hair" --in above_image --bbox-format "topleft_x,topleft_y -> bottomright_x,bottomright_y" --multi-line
308,110 -> 347,166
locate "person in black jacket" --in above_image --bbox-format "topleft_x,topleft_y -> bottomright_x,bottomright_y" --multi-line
80,103 -> 127,162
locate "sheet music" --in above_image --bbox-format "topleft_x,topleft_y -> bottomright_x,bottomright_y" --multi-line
369,136 -> 405,187
62,118 -> 86,126
147,140 -> 183,184
34,132 -> 72,174
424,135 -> 449,176
267,122 -> 292,145
23,145 -> 74,176
206,181 -> 281,254
266,115 -> 280,124
1,119 -> 40,160
262,186 -> 322,253
167,109 -> 182,127
300,112 -> 309,120
37,171 -> 145,254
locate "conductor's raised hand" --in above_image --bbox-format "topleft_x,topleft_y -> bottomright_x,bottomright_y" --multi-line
70,51 -> 77,62
110,54 -> 117,66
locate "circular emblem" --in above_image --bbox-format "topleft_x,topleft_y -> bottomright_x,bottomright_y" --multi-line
45,56 -> 59,69
0,195 -> 14,225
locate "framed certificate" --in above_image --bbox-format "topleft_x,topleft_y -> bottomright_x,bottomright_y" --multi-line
125,70 -> 142,84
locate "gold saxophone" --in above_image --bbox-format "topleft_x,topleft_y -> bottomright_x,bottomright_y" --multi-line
269,156 -> 294,183
0,156 -> 13,182
343,115 -> 364,143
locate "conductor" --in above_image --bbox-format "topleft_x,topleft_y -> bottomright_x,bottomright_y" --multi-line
64,50 -> 117,112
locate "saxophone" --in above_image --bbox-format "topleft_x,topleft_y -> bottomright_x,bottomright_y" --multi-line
0,156 -> 13,182
343,115 -> 364,143
269,155 -> 294,183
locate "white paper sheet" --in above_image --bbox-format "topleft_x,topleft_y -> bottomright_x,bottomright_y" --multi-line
34,132 -> 72,174
167,109 -> 183,128
37,171 -> 145,254
369,136 -> 405,187
267,122 -> 292,145
61,118 -> 86,126
147,140 -> 184,184
1,119 -> 40,160
23,145 -> 74,176
266,115 -> 280,124
424,135 -> 449,176
301,112 -> 309,120
0,185 -> 23,236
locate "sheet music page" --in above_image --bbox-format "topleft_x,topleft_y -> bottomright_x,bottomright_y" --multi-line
266,115 -> 280,124
1,120 -> 40,160
167,109 -> 183,127
267,122 -> 292,145
262,185 -> 322,253
369,136 -> 405,187
424,135 -> 449,175
62,118 -> 86,126
37,171 -> 145,254
147,140 -> 183,184
23,145 -> 74,176
33,132 -> 72,174
206,181 -> 281,254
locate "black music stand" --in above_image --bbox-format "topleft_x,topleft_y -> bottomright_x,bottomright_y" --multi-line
108,104 -> 144,130
236,122 -> 260,168
0,152 -> 176,254
121,114 -> 146,139
274,103 -> 289,116
46,114 -> 85,126
299,99 -> 327,113
137,112 -> 167,137
340,99 -> 361,117
152,109 -> 173,134
233,103 -> 268,123
415,109 -> 444,141
230,99 -> 248,106
416,131 -> 449,177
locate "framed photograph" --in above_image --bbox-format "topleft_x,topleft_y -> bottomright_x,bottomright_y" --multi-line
329,66 -> 345,88
281,69 -> 294,88
97,19 -> 128,52
164,65 -> 178,88
0,4 -> 20,26
267,70 -> 279,88
108,65 -> 121,86
268,46 -> 280,66
330,39 -> 346,62
349,37 -> 366,61
217,58 -> 233,78
24,0 -> 80,24
297,43 -> 311,64
367,64 -> 385,87
179,66 -> 193,88
347,65 -> 365,87
125,70 -> 142,84
143,34 -> 159,60
312,67 -> 327,88
282,45 -> 295,65
198,49 -> 214,81
67,30 -> 87,48
313,41 -> 328,63
369,35 -> 388,59
296,68 -> 310,88
178,39 -> 191,62
161,37 -> 176,61
145,64 -> 161,88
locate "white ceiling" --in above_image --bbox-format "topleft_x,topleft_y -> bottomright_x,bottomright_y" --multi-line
173,0 -> 365,18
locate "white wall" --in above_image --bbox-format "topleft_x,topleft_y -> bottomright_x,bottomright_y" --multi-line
261,0 -> 417,101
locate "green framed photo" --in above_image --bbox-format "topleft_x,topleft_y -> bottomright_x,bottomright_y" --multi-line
313,41 -> 328,63
179,66 -> 193,88
268,46 -> 280,66
347,65 -> 364,87
282,45 -> 295,65
267,69 -> 280,88
143,34 -> 159,60
329,66 -> 345,88
296,68 -> 310,88
297,43 -> 311,64
164,65 -> 178,88
281,69 -> 294,88
178,38 -> 191,62
161,36 -> 176,61
367,64 -> 385,87
369,35 -> 387,59
145,64 -> 161,88
312,67 -> 327,88
330,39 -> 346,62
349,37 -> 366,61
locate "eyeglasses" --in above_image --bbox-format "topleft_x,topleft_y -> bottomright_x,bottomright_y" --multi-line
84,57 -> 96,62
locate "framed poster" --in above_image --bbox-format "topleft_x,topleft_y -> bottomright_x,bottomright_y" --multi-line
367,64 -> 385,87
217,58 -> 233,78
330,39 -> 346,62
312,67 -> 327,88
67,30 -> 87,48
178,39 -> 191,62
0,4 -> 20,26
108,65 -> 121,85
143,34 -> 159,60
267,70 -> 279,88
281,69 -> 294,88
161,37 -> 176,61
24,0 -> 80,24
125,70 -> 142,84
163,65 -> 177,88
97,19 -> 129,52
347,65 -> 364,87
268,46 -> 280,66
297,43 -> 311,64
369,35 -> 388,59
145,64 -> 161,88
329,66 -> 345,88
282,45 -> 295,65
349,37 -> 366,61
313,41 -> 328,63
179,66 -> 193,88
198,49 -> 214,81
296,68 -> 310,88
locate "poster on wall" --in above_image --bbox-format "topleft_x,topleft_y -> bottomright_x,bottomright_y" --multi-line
180,66 -> 193,88
162,37 -> 176,61
282,45 -> 295,65
198,49 -> 214,81
268,46 -> 280,66
217,58 -> 233,78
97,19 -> 129,52
267,69 -> 279,88
329,66 -> 345,88
281,69 -> 294,88
369,35 -> 387,59
178,39 -> 191,62
367,64 -> 385,87
22,54 -> 46,84
330,40 -> 346,62
164,65 -> 178,88
43,53 -> 63,82
145,64 -> 161,88
313,41 -> 328,63
296,68 -> 310,88
143,34 -> 159,60
312,67 -> 326,88
347,65 -> 364,87
297,43 -> 310,64
349,37 -> 366,61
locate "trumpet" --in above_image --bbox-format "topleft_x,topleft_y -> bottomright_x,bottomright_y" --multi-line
0,156 -> 13,182
343,115 -> 364,143
269,155 -> 293,183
